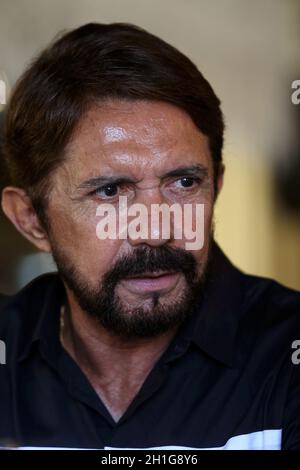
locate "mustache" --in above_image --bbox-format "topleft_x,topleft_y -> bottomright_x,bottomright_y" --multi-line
103,245 -> 198,286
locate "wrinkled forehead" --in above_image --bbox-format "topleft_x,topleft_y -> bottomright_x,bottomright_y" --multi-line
61,99 -> 213,183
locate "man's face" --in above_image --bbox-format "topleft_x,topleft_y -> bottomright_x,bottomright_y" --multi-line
45,99 -> 220,338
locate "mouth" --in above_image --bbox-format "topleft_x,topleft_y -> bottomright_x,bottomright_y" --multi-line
119,271 -> 181,294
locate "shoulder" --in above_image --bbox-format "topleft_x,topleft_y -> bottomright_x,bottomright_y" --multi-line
236,271 -> 300,369
242,272 -> 300,323
0,273 -> 62,336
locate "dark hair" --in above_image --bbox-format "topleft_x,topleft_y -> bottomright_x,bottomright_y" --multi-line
3,22 -> 224,223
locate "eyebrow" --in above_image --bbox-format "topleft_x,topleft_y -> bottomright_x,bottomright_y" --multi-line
78,175 -> 137,190
161,164 -> 208,179
77,164 -> 209,190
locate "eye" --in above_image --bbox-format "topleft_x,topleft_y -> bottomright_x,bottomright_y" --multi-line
178,177 -> 196,188
94,183 -> 119,198
173,176 -> 201,189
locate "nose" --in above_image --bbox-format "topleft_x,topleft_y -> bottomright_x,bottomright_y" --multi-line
126,185 -> 174,248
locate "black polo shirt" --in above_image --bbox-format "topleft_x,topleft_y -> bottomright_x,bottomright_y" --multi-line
0,242 -> 300,450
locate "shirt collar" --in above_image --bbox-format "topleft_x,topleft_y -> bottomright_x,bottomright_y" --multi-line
179,241 -> 245,367
17,241 -> 244,367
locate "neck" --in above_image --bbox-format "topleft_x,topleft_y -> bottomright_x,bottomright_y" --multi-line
61,289 -> 179,422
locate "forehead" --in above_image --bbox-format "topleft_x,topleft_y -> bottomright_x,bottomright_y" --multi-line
64,99 -> 212,179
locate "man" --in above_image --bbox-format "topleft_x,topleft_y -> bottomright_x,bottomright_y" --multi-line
0,22 -> 300,450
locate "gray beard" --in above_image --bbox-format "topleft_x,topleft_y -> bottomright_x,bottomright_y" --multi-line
51,242 -> 211,340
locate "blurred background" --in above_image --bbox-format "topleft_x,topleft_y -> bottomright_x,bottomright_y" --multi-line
0,0 -> 300,294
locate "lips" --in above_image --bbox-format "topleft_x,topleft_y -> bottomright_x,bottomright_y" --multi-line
120,271 -> 181,294
126,271 -> 176,279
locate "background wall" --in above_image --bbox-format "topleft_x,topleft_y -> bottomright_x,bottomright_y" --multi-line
0,0 -> 300,293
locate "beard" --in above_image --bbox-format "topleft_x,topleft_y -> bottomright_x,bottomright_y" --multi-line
51,240 -> 212,340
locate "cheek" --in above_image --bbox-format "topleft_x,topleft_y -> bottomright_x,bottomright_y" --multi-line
48,207 -> 123,279
172,201 -> 213,271
179,200 -> 213,243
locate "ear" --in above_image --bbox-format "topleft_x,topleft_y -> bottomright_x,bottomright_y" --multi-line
1,186 -> 51,252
